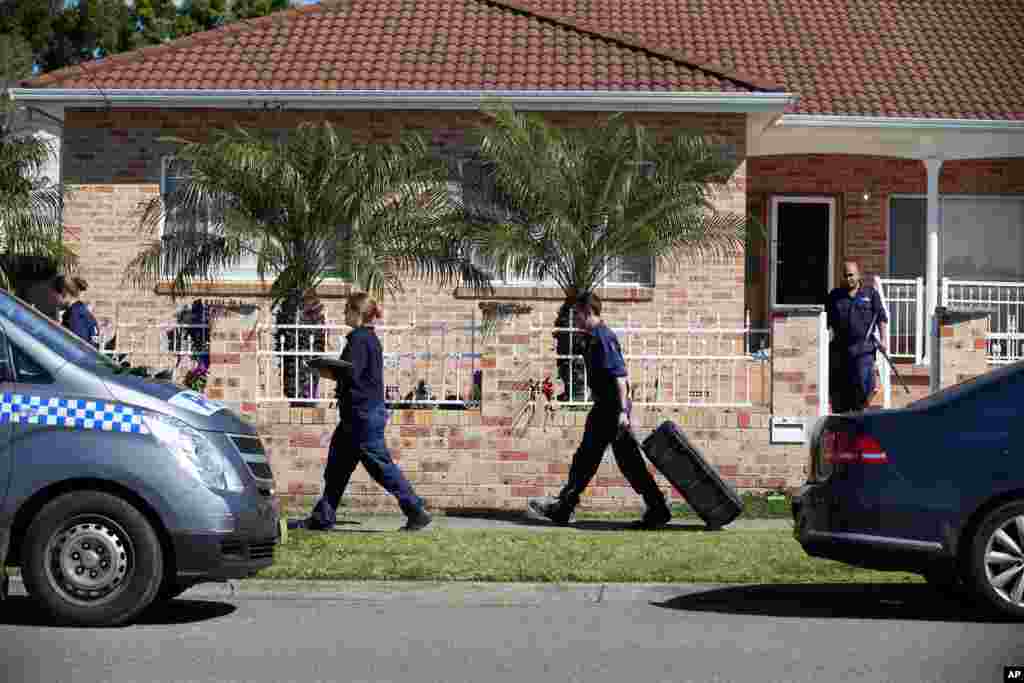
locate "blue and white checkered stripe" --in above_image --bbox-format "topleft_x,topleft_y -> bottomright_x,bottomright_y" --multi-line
0,394 -> 149,434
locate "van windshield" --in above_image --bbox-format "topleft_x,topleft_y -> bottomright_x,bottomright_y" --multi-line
0,291 -> 120,373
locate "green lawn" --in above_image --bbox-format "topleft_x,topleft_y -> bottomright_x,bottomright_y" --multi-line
259,528 -> 924,584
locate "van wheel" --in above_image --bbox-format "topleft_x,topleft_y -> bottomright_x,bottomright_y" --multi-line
156,577 -> 198,602
967,500 -> 1024,619
21,491 -> 163,627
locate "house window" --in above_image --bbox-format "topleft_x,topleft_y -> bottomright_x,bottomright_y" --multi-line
161,157 -> 261,281
889,196 -> 1024,282
451,161 -> 655,287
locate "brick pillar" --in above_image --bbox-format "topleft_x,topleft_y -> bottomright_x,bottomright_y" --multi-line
770,307 -> 825,418
934,306 -> 991,389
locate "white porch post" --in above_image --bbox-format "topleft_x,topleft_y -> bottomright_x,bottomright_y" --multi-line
924,157 -> 943,391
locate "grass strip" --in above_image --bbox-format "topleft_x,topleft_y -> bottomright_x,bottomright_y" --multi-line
259,529 -> 923,584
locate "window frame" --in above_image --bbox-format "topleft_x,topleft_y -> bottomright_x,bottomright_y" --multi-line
159,155 -> 263,283
888,193 -> 1024,283
770,195 -> 836,309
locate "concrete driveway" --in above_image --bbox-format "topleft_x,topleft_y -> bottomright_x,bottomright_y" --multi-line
2,579 -> 1021,683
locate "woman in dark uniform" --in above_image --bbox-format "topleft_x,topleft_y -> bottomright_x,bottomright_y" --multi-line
306,293 -> 431,531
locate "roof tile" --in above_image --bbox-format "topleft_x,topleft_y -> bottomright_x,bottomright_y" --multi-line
23,0 -> 1024,120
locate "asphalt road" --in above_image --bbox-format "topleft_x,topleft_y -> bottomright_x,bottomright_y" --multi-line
2,579 -> 1022,683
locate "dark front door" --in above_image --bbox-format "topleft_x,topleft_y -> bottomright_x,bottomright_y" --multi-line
773,198 -> 834,307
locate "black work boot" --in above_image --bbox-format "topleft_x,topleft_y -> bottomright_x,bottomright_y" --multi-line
631,503 -> 672,530
526,496 -> 575,525
402,508 -> 433,532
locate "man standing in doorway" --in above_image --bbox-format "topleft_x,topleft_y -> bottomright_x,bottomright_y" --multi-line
527,292 -> 672,529
827,261 -> 888,412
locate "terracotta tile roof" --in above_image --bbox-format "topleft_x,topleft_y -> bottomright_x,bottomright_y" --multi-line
24,0 -> 773,94
504,0 -> 1024,120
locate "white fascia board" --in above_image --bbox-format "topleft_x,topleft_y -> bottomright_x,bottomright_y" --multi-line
780,114 -> 1024,132
9,88 -> 795,113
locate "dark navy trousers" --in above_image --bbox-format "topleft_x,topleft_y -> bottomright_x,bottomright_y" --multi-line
310,403 -> 424,527
833,349 -> 877,413
558,403 -> 666,510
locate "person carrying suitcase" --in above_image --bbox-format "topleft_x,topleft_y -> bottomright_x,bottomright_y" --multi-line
826,261 -> 888,412
528,292 -> 672,529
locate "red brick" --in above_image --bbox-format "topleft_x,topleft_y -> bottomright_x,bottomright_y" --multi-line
511,486 -> 544,498
289,433 -> 322,448
498,451 -> 529,461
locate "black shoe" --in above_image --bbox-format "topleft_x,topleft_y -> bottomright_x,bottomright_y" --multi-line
293,516 -> 333,531
631,505 -> 672,530
526,497 -> 575,525
402,509 -> 433,531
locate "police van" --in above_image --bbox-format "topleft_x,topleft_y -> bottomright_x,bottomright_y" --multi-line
0,291 -> 279,626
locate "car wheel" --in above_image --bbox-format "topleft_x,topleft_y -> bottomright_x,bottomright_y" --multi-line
21,491 -> 164,627
967,500 -> 1024,619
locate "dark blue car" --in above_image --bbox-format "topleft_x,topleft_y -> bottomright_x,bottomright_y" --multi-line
793,359 -> 1024,618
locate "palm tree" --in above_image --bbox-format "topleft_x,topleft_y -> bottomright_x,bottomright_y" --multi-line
129,120 -> 489,302
0,95 -> 72,291
465,105 -> 754,304
127,120 -> 490,400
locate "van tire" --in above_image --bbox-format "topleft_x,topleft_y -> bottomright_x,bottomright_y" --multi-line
21,491 -> 163,627
156,577 -> 198,602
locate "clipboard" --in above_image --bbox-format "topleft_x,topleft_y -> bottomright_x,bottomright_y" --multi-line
304,357 -> 352,383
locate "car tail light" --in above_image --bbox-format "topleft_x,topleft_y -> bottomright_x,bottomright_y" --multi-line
825,431 -> 888,465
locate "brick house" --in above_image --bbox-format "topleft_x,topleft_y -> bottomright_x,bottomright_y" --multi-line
9,0 -> 1024,511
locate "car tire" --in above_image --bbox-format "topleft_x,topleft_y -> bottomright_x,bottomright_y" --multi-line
967,500 -> 1024,619
156,577 -> 198,602
21,491 -> 164,627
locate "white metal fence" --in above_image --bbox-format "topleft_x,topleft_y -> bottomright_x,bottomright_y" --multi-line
527,312 -> 770,408
943,278 -> 1024,365
254,313 -> 482,406
876,277 -> 924,363
877,276 -> 1024,366
97,322 -> 212,376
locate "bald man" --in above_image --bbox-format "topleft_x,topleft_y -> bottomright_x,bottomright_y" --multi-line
826,261 -> 888,412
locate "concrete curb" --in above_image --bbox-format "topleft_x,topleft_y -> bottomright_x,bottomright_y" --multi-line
5,575 -> 733,605
4,577 -> 733,602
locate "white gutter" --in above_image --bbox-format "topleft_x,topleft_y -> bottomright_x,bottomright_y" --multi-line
779,114 -> 1024,131
9,88 -> 795,113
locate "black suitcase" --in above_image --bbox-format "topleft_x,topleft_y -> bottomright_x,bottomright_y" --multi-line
641,421 -> 744,530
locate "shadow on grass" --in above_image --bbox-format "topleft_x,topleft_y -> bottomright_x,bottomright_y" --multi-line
286,518 -> 365,531
443,508 -> 710,532
652,583 -> 1015,623
0,595 -> 236,627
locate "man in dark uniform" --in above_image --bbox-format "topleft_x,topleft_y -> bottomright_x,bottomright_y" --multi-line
528,292 -> 672,529
827,261 -> 888,413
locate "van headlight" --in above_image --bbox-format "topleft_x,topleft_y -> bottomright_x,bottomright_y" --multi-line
144,413 -> 245,492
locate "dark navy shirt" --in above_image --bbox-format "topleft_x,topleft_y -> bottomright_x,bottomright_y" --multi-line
826,286 -> 887,347
584,323 -> 628,407
337,326 -> 384,413
61,301 -> 99,347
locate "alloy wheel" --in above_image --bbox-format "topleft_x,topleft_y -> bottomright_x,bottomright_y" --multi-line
983,513 -> 1024,608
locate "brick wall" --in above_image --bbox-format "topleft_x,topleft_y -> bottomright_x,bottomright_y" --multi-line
58,107 -> 783,512
935,308 -> 991,389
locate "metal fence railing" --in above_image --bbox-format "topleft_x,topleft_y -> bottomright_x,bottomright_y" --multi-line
876,277 -> 924,364
254,312 -> 482,407
943,278 -> 1024,365
527,312 -> 770,408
